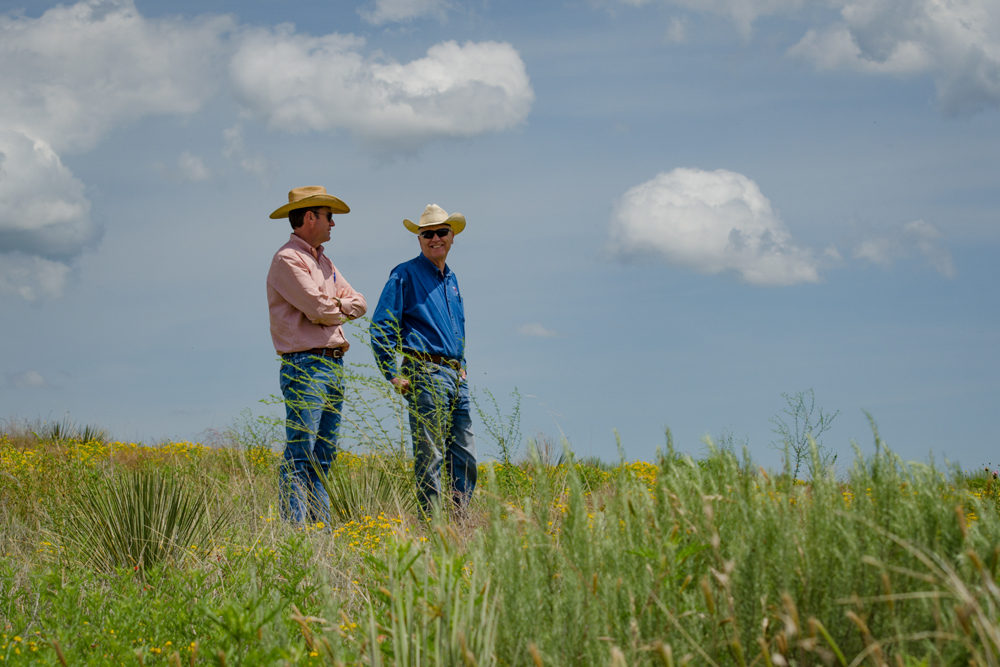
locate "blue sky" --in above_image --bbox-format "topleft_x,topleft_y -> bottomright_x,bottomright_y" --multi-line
2,0 -> 998,470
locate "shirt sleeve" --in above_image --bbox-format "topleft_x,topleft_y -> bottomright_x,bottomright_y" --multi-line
331,269 -> 368,320
370,272 -> 404,381
269,253 -> 345,326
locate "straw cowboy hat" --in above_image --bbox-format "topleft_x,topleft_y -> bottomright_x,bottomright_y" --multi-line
403,204 -> 466,235
269,186 -> 350,219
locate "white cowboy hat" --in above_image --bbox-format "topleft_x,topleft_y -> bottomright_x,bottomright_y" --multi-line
270,186 -> 350,219
403,204 -> 466,235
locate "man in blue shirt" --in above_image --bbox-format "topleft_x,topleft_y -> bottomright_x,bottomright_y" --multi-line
370,204 -> 477,513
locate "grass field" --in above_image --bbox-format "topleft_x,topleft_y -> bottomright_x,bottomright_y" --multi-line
2,417 -> 1000,666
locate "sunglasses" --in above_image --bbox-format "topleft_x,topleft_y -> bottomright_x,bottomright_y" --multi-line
419,228 -> 451,239
309,209 -> 333,221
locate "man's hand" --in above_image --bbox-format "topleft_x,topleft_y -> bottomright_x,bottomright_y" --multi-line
333,284 -> 350,314
391,377 -> 410,394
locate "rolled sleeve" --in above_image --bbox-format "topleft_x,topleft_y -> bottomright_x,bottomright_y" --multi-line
334,279 -> 368,321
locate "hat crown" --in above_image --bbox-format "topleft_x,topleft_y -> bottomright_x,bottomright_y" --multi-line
419,204 -> 449,226
288,186 -> 328,204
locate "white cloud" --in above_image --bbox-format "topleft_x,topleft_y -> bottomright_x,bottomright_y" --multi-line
177,151 -> 213,182
359,0 -> 452,25
609,168 -> 824,286
788,0 -> 1000,115
0,0 -> 233,154
0,0 -> 232,299
0,130 -> 95,259
517,323 -> 560,338
230,28 -> 534,151
7,370 -> 53,389
853,219 -> 955,277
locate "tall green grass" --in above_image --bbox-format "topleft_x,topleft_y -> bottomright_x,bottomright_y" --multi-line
361,531 -> 500,667
473,442 -> 970,664
2,417 -> 1000,666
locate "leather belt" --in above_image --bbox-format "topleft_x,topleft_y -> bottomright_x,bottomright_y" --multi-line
283,347 -> 346,359
405,350 -> 462,372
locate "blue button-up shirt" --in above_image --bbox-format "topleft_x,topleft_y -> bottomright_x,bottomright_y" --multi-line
370,253 -> 466,380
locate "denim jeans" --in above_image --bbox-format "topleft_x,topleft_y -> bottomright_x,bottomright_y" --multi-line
404,360 -> 477,511
279,353 -> 344,524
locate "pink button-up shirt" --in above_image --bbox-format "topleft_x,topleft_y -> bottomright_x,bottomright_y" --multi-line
267,234 -> 367,354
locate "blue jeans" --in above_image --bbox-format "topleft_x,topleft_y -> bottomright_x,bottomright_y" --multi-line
279,353 -> 344,524
404,360 -> 477,511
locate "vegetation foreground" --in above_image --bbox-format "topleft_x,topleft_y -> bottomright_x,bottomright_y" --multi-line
2,422 -> 1000,666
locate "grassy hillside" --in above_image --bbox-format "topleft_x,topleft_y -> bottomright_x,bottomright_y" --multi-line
2,419 -> 999,666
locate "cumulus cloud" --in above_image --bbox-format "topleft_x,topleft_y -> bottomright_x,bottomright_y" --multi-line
0,130 -> 96,260
0,0 -> 232,299
359,0 -> 453,25
0,0 -> 233,154
230,27 -> 534,151
853,219 -> 955,277
517,323 -> 560,338
609,168 -> 824,286
788,0 -> 1000,115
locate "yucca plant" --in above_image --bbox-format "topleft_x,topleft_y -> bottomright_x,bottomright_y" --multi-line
38,417 -> 109,444
318,454 -> 417,523
64,470 -> 228,574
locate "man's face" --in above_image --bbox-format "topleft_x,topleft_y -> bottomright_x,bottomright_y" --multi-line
304,207 -> 334,247
418,224 -> 454,264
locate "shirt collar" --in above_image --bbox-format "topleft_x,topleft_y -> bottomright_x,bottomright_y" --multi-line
288,233 -> 323,259
416,251 -> 449,277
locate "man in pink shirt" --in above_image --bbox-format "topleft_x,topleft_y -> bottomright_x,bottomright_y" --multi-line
266,186 -> 367,524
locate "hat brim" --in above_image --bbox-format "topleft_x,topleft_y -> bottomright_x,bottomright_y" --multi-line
269,195 -> 350,219
403,212 -> 466,235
